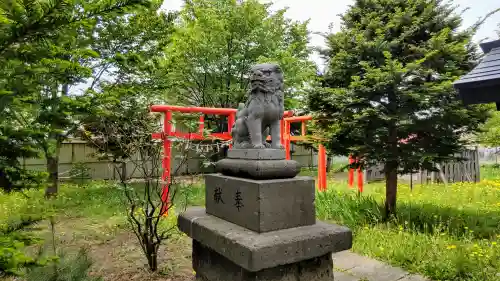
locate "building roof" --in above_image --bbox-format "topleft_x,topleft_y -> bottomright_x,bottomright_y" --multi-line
453,39 -> 500,109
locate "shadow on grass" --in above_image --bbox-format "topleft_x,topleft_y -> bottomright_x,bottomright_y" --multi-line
316,190 -> 500,239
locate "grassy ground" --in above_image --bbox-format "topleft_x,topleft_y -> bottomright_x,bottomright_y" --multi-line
0,181 -> 202,281
316,167 -> 500,281
0,166 -> 499,281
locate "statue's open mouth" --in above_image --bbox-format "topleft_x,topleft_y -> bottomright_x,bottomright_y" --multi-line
250,77 -> 272,91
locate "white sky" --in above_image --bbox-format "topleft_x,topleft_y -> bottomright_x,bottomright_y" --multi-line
160,0 -> 500,70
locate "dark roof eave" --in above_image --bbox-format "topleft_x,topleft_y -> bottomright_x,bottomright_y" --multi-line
453,40 -> 500,106
454,77 -> 500,89
480,39 -> 500,53
456,85 -> 500,105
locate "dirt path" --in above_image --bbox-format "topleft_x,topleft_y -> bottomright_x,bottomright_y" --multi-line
33,218 -> 195,281
88,231 -> 193,281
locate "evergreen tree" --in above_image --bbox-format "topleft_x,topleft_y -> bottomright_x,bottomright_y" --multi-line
25,248 -> 102,281
308,0 -> 490,216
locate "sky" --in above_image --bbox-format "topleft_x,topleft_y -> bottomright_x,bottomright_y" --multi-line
160,0 -> 500,70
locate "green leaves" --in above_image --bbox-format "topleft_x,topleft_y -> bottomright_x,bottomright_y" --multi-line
0,216 -> 43,276
25,247 -> 102,281
478,108 -> 500,147
79,88 -> 161,162
164,0 -> 316,111
0,0 -> 156,53
309,0 -> 490,175
0,0 -> 160,194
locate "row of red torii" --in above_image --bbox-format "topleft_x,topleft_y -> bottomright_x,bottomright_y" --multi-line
150,105 -> 364,208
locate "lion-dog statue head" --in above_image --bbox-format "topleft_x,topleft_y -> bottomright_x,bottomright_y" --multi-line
231,63 -> 285,149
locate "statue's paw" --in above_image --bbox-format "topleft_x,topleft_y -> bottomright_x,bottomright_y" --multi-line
253,143 -> 266,149
264,142 -> 272,148
241,142 -> 252,149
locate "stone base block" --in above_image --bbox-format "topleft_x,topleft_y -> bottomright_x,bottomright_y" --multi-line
215,158 -> 300,180
193,240 -> 333,281
205,174 -> 315,232
178,207 -> 352,272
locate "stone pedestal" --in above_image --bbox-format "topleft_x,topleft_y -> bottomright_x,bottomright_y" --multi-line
193,240 -> 333,281
178,149 -> 352,281
205,174 -> 315,232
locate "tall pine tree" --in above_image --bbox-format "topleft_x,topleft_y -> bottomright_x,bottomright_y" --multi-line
308,0 -> 490,217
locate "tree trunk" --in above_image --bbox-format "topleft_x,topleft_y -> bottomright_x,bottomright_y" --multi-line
45,84 -> 65,197
121,161 -> 127,182
148,254 -> 157,272
0,169 -> 13,192
384,117 -> 398,218
143,219 -> 158,272
326,154 -> 332,173
384,163 -> 398,218
384,87 -> 399,218
45,139 -> 62,197
145,237 -> 157,272
45,155 -> 59,197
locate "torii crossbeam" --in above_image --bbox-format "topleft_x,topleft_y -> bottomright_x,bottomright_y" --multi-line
150,105 -> 330,212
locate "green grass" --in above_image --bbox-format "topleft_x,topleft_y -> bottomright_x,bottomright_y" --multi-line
0,181 -> 205,230
0,182 -> 124,224
315,166 -> 500,281
1,166 -> 499,281
481,164 -> 500,180
0,180 -> 205,279
0,181 -> 204,224
354,226 -> 499,281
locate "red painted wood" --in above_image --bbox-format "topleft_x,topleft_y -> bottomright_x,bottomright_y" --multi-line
348,155 -> 354,188
161,111 -> 172,215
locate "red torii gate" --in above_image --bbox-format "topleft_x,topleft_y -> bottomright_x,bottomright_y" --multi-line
282,115 -> 327,191
283,115 -> 364,193
150,105 -> 330,211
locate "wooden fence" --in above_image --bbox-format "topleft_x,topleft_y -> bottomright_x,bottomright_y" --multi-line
22,139 -> 319,181
364,148 -> 480,184
24,138 -> 479,184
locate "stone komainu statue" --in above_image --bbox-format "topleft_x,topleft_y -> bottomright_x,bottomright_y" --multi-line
231,63 -> 284,149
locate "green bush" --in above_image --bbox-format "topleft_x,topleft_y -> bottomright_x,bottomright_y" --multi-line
25,248 -> 102,281
0,218 -> 43,276
69,162 -> 91,185
316,188 -> 383,227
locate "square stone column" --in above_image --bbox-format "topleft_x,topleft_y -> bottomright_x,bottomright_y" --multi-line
177,149 -> 352,281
